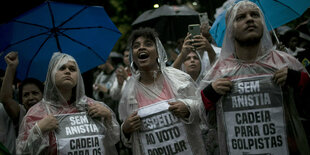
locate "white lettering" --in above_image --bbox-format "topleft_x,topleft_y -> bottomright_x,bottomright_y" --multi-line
232,93 -> 271,108
66,124 -> 99,136
238,81 -> 260,94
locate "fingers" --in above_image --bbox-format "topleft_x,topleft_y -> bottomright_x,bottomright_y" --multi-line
131,111 -> 138,116
216,86 -> 231,94
184,33 -> 191,40
168,102 -> 177,111
273,69 -> 287,79
88,103 -> 110,118
212,78 -> 233,95
168,102 -> 181,111
88,108 -> 100,117
38,115 -> 59,133
123,112 -> 141,134
130,114 -> 141,123
51,116 -> 59,129
47,115 -> 58,127
128,111 -> 140,124
192,41 -> 206,47
216,78 -> 233,86
168,102 -> 178,116
273,67 -> 288,86
183,38 -> 193,46
191,35 -> 210,51
168,102 -> 189,118
130,121 -> 141,131
88,103 -> 100,116
275,76 -> 286,86
5,52 -> 19,65
6,51 -> 18,59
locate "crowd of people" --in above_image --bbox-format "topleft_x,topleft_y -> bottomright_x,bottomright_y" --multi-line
0,0 -> 309,155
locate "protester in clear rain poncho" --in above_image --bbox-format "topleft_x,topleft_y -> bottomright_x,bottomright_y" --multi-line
173,33 -> 208,86
118,28 -> 206,155
16,52 -> 119,155
199,1 -> 310,154
172,34 -> 207,86
181,50 -> 206,86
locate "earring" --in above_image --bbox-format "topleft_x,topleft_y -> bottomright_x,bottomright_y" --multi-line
130,61 -> 135,69
157,58 -> 161,69
130,62 -> 139,75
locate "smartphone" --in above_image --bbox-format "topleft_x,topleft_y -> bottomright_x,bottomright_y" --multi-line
188,24 -> 200,38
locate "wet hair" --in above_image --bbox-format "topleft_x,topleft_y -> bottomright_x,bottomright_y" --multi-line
127,27 -> 160,71
281,29 -> 300,46
128,27 -> 159,47
18,78 -> 44,103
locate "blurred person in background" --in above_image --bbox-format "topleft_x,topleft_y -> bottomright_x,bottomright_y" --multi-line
281,29 -> 305,57
0,52 -> 44,154
93,51 -> 123,110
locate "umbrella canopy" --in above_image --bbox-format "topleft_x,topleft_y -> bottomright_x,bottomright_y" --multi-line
210,0 -> 310,47
132,4 -> 200,43
0,1 -> 121,81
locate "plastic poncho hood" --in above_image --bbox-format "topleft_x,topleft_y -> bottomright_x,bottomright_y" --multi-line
220,0 -> 273,61
44,52 -> 87,111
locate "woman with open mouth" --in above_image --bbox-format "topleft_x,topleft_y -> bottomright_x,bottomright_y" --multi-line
118,27 -> 206,155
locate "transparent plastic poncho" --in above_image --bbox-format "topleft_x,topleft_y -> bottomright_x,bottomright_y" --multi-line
118,37 -> 206,154
198,1 -> 309,154
16,53 -> 119,155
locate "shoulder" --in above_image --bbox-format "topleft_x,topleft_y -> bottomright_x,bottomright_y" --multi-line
270,50 -> 304,67
212,56 -> 236,72
163,67 -> 196,91
271,49 -> 293,58
256,50 -> 307,73
27,101 -> 45,112
23,101 -> 47,120
86,97 -> 112,109
164,67 -> 192,80
85,97 -> 104,106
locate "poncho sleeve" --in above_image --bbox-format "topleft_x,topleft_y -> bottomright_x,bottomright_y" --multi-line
16,102 -> 50,155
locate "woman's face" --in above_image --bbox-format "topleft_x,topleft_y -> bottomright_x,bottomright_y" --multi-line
55,61 -> 78,90
22,84 -> 43,110
132,36 -> 158,71
183,51 -> 201,76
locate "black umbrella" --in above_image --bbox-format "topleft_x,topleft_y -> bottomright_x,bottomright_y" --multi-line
132,4 -> 200,43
